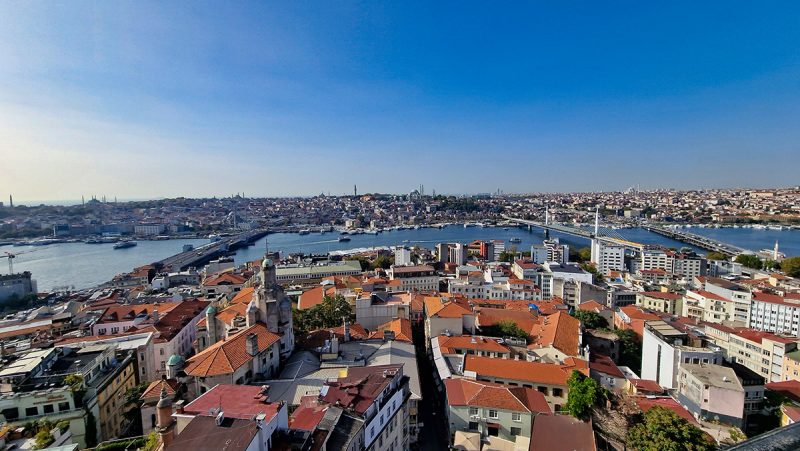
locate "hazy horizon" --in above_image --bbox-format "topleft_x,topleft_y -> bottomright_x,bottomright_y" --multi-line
2,2 -> 800,200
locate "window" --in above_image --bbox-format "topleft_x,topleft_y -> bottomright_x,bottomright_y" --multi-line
553,388 -> 563,397
511,427 -> 522,436
25,406 -> 38,417
488,410 -> 498,419
1,408 -> 18,420
469,407 -> 478,416
58,402 -> 71,412
512,412 -> 521,422
43,404 -> 54,414
468,421 -> 478,431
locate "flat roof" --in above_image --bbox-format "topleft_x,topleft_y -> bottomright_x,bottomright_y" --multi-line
681,363 -> 743,391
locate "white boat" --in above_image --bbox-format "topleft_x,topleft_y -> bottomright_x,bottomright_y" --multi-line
113,241 -> 137,249
298,229 -> 311,235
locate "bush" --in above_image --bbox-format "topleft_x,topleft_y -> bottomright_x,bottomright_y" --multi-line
95,437 -> 147,451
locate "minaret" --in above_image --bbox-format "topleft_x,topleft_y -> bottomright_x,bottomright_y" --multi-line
545,206 -> 549,225
354,184 -> 358,197
156,386 -> 175,446
8,195 -> 12,208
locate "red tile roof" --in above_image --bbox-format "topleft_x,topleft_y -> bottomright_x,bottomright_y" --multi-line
183,384 -> 281,421
320,365 -> 402,415
640,291 -> 682,300
425,296 -> 472,318
289,396 -> 328,431
436,335 -> 511,355
141,378 -> 179,401
445,378 -> 551,414
633,396 -> 699,426
630,379 -> 663,394
530,415 -> 596,451
766,380 -> 800,403
464,355 -> 584,386
185,323 -> 281,377
368,318 -> 413,342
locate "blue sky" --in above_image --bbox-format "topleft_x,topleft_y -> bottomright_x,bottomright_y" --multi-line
1,2 -> 799,201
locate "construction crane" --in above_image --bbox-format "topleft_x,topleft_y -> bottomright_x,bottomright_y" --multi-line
1,249 -> 37,274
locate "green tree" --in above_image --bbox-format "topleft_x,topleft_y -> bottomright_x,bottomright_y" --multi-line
481,319 -> 529,342
627,406 -> 715,451
735,254 -> 763,270
614,329 -> 642,374
33,429 -> 54,450
781,256 -> 800,278
565,370 -> 605,419
579,262 -> 604,284
572,310 -> 608,329
293,295 -> 353,334
578,247 -> 592,263
371,255 -> 393,270
498,251 -> 517,263
705,251 -> 727,261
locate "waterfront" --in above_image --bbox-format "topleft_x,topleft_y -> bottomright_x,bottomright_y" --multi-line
2,226 -> 798,292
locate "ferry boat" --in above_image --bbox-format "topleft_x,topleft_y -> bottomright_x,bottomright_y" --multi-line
113,241 -> 137,249
338,236 -> 351,242
298,229 -> 311,235
509,237 -> 522,243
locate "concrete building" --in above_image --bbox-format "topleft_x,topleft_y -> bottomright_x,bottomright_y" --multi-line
544,262 -> 593,285
590,240 -> 626,275
749,292 -> 800,338
676,363 -> 746,428
530,244 -> 548,265
449,243 -> 467,266
394,247 -> 412,266
682,289 -> 740,325
728,329 -> 798,383
636,291 -> 684,315
543,238 -> 569,264
641,321 -> 723,389
275,260 -> 362,286
355,292 -> 410,330
0,272 -> 36,302
702,277 -> 752,325
387,265 -> 438,292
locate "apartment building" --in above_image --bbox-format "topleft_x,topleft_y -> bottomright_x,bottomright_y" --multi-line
641,321 -> 723,389
636,291 -> 683,315
702,276 -> 752,324
728,329 -> 798,383
590,240 -> 626,275
388,264 -> 439,292
682,289 -> 740,325
749,292 -> 800,338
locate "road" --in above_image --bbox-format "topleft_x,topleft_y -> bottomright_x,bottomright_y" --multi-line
412,323 -> 449,450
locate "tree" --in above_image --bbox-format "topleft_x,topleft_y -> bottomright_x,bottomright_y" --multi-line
498,251 -> 516,263
33,429 -> 54,450
579,262 -> 604,284
482,319 -> 529,342
371,255 -> 393,270
614,329 -> 642,374
627,406 -> 715,451
578,247 -> 592,263
735,254 -> 763,270
122,382 -> 149,437
293,295 -> 353,334
572,310 -> 608,329
781,256 -> 800,277
565,370 -> 605,419
705,251 -> 727,261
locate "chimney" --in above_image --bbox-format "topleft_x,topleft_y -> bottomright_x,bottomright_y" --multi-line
152,309 -> 159,323
246,333 -> 259,357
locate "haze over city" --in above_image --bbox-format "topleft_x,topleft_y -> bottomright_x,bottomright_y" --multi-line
2,2 -> 800,202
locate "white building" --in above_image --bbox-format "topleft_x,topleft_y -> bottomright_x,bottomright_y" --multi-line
387,265 -> 439,292
394,247 -> 412,266
749,292 -> 800,338
641,320 -> 723,389
590,240 -> 626,275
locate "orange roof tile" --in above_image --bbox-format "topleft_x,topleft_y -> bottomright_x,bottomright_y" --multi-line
445,378 -> 550,414
185,323 -> 281,377
425,296 -> 472,318
436,335 -> 511,355
464,355 -> 580,386
368,318 -> 413,342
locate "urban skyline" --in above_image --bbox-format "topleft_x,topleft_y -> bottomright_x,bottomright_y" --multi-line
2,2 -> 800,201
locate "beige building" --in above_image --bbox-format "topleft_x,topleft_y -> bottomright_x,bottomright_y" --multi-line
636,291 -> 683,315
728,329 -> 798,383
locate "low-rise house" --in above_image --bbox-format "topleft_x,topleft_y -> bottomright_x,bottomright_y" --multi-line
614,305 -> 660,338
355,292 -> 410,330
424,295 -> 475,342
387,264 -> 439,292
636,291 -> 684,315
462,354 -> 587,412
445,378 -> 550,443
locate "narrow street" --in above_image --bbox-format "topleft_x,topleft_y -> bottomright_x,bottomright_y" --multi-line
413,322 -> 449,450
